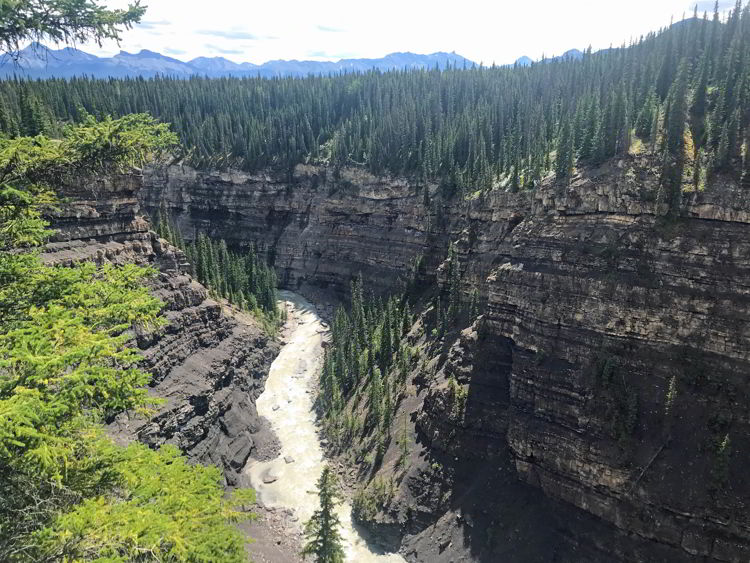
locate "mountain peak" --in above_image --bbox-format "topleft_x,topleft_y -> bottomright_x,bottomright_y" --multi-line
515,56 -> 533,66
119,49 -> 174,59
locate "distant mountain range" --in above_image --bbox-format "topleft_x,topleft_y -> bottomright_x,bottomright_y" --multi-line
1,43 -> 477,79
0,43 -> 585,79
513,49 -> 584,66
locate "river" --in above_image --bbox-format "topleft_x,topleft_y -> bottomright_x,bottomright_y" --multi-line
245,291 -> 406,563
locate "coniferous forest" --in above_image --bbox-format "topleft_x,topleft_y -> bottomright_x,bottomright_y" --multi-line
154,211 -> 280,327
1,2 -> 750,213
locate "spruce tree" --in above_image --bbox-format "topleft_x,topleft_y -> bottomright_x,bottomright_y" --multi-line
19,88 -> 44,136
742,136 -> 750,188
660,60 -> 689,214
301,467 -> 345,563
635,93 -> 656,139
380,303 -> 392,375
0,101 -> 12,136
469,288 -> 479,319
402,302 -> 411,336
555,118 -> 575,181
691,56 -> 709,151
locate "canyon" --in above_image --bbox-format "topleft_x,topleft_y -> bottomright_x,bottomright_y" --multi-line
37,157 -> 750,562
139,159 -> 750,562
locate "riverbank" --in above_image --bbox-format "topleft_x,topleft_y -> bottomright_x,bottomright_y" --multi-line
243,291 -> 406,563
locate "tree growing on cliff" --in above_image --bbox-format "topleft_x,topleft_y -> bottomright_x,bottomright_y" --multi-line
155,222 -> 281,326
659,60 -> 689,215
301,467 -> 345,563
555,117 -> 575,182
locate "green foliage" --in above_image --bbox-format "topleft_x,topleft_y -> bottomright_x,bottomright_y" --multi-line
31,443 -> 251,562
320,277 -> 411,442
0,0 -> 146,62
0,117 -> 253,562
0,113 -> 176,193
555,117 -> 574,181
18,87 -> 45,136
469,288 -> 479,320
659,60 -> 690,214
0,262 -> 162,478
447,376 -> 468,417
396,418 -> 410,469
664,375 -> 678,417
711,433 -> 732,490
302,467 -> 345,563
7,7 -> 750,197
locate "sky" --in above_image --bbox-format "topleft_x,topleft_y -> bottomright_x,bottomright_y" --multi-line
70,0 -> 738,65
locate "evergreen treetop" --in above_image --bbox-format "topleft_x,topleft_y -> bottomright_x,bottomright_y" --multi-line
301,466 -> 346,563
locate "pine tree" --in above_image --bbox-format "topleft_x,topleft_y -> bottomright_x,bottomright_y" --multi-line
469,288 -> 479,319
742,135 -> 750,188
555,118 -> 575,181
660,60 -> 689,214
635,92 -> 656,139
0,101 -> 13,136
301,467 -> 345,563
650,105 -> 661,152
691,56 -> 709,151
19,88 -> 44,136
369,366 -> 383,426
716,121 -> 731,170
380,303 -> 392,375
383,372 -> 393,430
402,302 -> 411,336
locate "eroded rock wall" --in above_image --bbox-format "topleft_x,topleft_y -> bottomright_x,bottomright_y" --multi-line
143,161 -> 750,560
43,172 -> 278,484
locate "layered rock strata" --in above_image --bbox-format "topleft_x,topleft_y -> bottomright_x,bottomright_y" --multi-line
43,172 -> 278,484
143,160 -> 750,561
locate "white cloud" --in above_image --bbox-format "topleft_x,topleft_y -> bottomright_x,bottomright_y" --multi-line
74,0 -> 734,64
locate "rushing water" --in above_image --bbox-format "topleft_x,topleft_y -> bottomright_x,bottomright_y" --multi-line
245,291 -> 406,563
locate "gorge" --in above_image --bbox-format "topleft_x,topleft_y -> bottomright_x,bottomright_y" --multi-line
4,3 -> 750,561
136,159 -> 750,562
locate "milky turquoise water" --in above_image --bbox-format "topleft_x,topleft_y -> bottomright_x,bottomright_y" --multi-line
245,291 -> 405,563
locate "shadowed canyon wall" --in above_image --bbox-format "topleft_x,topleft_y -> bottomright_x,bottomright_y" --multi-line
143,161 -> 750,561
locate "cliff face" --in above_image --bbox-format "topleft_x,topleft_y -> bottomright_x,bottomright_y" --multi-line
143,161 -> 750,561
142,165 -> 444,294
43,172 -> 279,485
